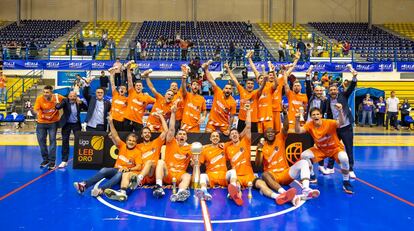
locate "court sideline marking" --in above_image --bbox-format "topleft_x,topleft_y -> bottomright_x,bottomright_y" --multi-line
0,159 -> 73,201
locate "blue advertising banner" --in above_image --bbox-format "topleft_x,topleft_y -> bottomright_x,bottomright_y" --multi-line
57,71 -> 87,86
396,62 -> 414,72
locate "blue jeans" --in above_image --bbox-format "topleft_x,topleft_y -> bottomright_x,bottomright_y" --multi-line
36,122 -> 58,163
84,168 -> 122,190
361,110 -> 373,125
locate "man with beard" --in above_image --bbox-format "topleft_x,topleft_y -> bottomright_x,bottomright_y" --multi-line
144,73 -> 175,132
152,104 -> 193,202
224,110 -> 297,206
109,68 -> 128,131
180,65 -> 207,132
295,107 -> 354,194
256,110 -> 320,206
204,61 -> 236,136
124,69 -> 155,133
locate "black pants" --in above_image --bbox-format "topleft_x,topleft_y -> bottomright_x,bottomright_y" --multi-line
86,124 -> 106,132
61,122 -> 81,162
114,73 -> 122,87
386,112 -> 398,129
237,119 -> 258,133
319,124 -> 354,171
123,119 -> 143,134
377,112 -> 385,126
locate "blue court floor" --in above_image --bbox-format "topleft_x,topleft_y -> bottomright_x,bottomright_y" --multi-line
0,145 -> 413,230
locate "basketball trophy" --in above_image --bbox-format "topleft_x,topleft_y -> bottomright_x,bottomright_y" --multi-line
191,142 -> 203,189
247,181 -> 253,201
299,106 -> 305,126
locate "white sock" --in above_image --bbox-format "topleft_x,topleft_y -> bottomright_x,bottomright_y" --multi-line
278,188 -> 286,194
343,173 -> 350,181
156,179 -> 163,187
302,180 -> 310,189
271,192 -> 278,199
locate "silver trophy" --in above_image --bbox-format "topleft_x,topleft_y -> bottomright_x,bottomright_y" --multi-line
299,106 -> 305,123
191,142 -> 203,188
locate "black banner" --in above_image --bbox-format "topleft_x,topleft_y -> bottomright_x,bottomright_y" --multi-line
73,131 -> 313,170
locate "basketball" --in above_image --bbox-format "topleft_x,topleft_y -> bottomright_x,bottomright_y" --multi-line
91,136 -> 104,151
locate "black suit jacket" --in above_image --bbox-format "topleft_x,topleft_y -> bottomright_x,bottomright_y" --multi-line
326,79 -> 357,124
83,86 -> 111,129
55,98 -> 88,127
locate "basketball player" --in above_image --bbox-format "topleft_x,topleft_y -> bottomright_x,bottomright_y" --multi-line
104,113 -> 168,201
152,103 -> 193,202
256,110 -> 320,206
204,61 -> 237,136
295,107 -> 354,194
180,65 -> 207,132
108,68 -> 128,131
224,109 -> 297,206
123,69 -> 155,133
170,80 -> 185,131
144,73 -> 174,132
73,116 -> 141,198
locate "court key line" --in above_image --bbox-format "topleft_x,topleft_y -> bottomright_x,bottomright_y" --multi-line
0,159 -> 73,201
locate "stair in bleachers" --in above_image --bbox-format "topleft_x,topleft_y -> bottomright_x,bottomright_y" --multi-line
47,22 -> 88,57
116,22 -> 142,59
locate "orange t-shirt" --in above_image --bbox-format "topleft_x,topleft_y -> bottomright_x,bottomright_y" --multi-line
224,136 -> 254,176
272,77 -> 285,112
199,144 -> 227,174
114,141 -> 143,173
208,85 -> 237,127
182,92 -> 206,128
165,139 -> 192,173
261,132 -> 289,174
303,119 -> 344,154
0,76 -> 7,88
137,136 -> 165,164
124,89 -> 156,124
236,84 -> 259,122
174,90 -> 184,121
146,92 -> 173,128
286,90 -> 308,126
258,82 -> 274,121
34,94 -> 64,124
111,90 -> 128,122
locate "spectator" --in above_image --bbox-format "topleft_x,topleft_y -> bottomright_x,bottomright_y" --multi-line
400,99 -> 411,128
112,58 -> 123,87
285,41 -> 291,61
0,70 -> 7,103
128,39 -> 136,60
241,67 -> 248,87
25,100 -> 34,120
136,40 -> 141,60
234,44 -> 243,67
179,39 -> 190,60
141,40 -> 148,60
278,41 -> 286,62
86,42 -> 94,56
107,37 -> 116,60
65,40 -> 72,55
102,29 -> 108,48
246,20 -> 252,33
213,45 -> 221,62
296,39 -> 306,61
76,38 -> 85,56
386,91 -> 399,130
361,94 -> 374,127
342,41 -> 351,56
253,42 -> 261,61
375,96 -> 386,127
311,72 -> 320,89
99,71 -> 109,92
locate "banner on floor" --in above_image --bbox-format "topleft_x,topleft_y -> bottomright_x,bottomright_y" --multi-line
73,131 -> 313,170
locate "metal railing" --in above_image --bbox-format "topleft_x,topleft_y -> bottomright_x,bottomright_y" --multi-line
4,70 -> 42,108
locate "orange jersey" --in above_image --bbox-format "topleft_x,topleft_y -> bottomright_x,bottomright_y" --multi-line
111,90 -> 128,122
261,132 -> 289,174
124,89 -> 155,124
303,119 -> 344,154
208,85 -> 237,127
165,139 -> 192,173
182,92 -> 206,129
287,90 -> 308,126
174,90 -> 184,120
34,94 -> 64,123
114,141 -> 143,171
272,77 -> 285,112
224,137 -> 254,176
258,82 -> 274,121
137,136 -> 165,164
236,84 -> 259,122
199,144 -> 227,174
146,92 -> 173,129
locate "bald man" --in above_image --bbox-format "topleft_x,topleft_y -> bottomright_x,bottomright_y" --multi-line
55,91 -> 87,168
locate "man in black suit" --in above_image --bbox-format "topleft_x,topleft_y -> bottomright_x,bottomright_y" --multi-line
83,83 -> 111,132
55,91 -> 88,168
323,65 -> 358,178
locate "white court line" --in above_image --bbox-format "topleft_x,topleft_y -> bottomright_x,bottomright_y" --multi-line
95,179 -> 306,224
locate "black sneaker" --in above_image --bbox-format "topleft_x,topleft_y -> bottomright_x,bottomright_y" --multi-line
40,160 -> 49,168
310,174 -> 318,184
343,180 -> 354,194
48,162 -> 56,170
152,185 -> 165,198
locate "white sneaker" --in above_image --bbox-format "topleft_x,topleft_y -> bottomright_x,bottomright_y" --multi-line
58,161 -> 68,168
91,188 -> 102,197
325,168 -> 335,175
349,171 -> 357,179
104,189 -> 128,201
291,195 -> 301,207
318,166 -> 328,174
301,188 -> 320,200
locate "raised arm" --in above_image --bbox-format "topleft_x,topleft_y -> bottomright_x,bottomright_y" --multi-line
126,66 -> 134,90
166,102 -> 178,142
257,74 -> 268,96
144,72 -> 158,96
285,51 -> 300,77
240,108 -> 251,140
246,50 -> 260,80
109,69 -> 117,92
156,112 -> 169,141
305,65 -> 314,99
335,103 -> 345,128
224,63 -> 240,86
180,64 -> 189,98
203,61 -> 217,88
344,64 -> 358,98
268,61 -> 278,91
108,115 -> 122,146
